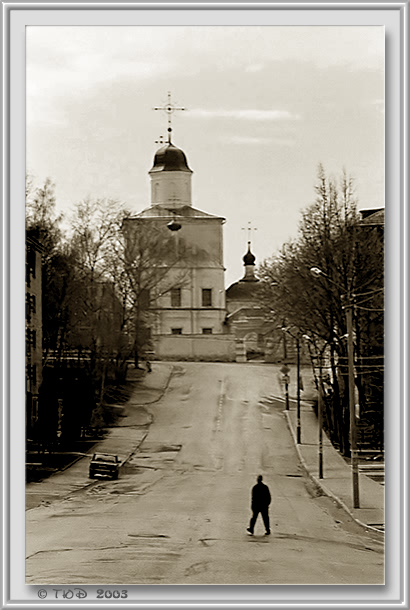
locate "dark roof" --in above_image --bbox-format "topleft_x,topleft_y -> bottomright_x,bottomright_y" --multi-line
149,142 -> 192,174
359,208 -> 385,226
226,280 -> 260,300
226,306 -> 266,321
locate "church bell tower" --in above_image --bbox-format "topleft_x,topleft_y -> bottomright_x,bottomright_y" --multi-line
149,142 -> 193,207
124,92 -> 231,360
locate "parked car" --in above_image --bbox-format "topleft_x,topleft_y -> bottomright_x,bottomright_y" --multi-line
89,453 -> 120,480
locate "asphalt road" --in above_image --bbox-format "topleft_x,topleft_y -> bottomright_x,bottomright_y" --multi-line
26,362 -> 384,585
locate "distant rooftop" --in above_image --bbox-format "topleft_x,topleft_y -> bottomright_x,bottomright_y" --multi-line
128,204 -> 225,221
359,208 -> 385,225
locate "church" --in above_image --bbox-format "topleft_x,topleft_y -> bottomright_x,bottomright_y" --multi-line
123,122 -> 235,361
225,241 -> 270,359
123,96 -> 276,362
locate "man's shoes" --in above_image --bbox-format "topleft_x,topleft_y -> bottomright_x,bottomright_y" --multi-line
247,528 -> 253,535
265,531 -> 271,535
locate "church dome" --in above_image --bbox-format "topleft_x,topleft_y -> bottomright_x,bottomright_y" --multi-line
226,241 -> 259,302
226,281 -> 259,300
243,242 -> 256,266
149,142 -> 192,173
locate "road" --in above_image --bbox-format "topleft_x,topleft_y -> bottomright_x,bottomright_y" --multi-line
26,362 -> 384,585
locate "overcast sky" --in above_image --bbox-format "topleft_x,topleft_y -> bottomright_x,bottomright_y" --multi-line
26,26 -> 384,287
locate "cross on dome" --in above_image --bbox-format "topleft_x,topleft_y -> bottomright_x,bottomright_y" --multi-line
242,221 -> 257,250
154,91 -> 186,143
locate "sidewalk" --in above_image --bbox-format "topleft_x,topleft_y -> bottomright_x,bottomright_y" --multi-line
88,361 -> 174,462
282,396 -> 384,535
26,363 -> 174,510
126,362 -> 174,405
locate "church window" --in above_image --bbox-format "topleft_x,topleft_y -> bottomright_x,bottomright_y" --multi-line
202,328 -> 213,335
171,288 -> 181,307
202,289 -> 212,307
171,328 -> 182,335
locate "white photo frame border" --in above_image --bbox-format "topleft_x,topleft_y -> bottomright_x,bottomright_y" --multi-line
3,2 -> 408,607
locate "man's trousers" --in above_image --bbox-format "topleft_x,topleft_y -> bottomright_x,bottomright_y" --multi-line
249,506 -> 270,533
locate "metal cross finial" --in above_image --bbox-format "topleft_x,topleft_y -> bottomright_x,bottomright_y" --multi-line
241,221 -> 257,245
154,91 -> 185,143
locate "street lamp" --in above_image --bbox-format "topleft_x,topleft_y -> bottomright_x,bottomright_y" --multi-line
282,326 -> 301,444
284,370 -> 290,411
303,334 -> 324,479
309,266 -> 360,508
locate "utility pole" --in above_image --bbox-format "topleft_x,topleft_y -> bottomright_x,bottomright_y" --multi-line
285,379 -> 289,411
282,324 -> 289,411
318,351 -> 324,479
346,298 -> 360,508
296,336 -> 301,444
310,267 -> 360,506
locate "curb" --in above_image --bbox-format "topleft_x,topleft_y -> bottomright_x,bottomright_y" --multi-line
283,410 -> 384,537
119,365 -> 175,466
120,431 -> 149,468
132,364 -> 175,406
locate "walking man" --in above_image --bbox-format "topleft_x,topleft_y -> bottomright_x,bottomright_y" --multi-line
247,475 -> 271,536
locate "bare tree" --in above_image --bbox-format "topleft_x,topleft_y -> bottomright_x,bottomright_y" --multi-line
258,166 -> 384,454
119,216 -> 191,367
69,199 -> 191,373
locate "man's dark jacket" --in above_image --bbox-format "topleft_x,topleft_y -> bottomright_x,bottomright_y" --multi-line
251,481 -> 271,509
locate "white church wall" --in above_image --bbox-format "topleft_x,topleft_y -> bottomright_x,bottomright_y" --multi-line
154,334 -> 236,361
151,171 -> 191,207
151,265 -> 226,335
177,220 -> 224,264
193,268 -> 225,309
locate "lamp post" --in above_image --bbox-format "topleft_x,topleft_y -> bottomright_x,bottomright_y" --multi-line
284,376 -> 290,411
310,267 -> 360,508
317,350 -> 324,479
282,326 -> 301,444
303,334 -> 324,479
344,294 -> 360,508
296,335 -> 301,444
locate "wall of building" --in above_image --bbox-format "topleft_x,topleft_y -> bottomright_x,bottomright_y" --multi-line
154,334 -> 236,361
125,213 -> 227,340
153,264 -> 226,335
154,310 -> 227,336
26,238 -> 43,433
226,298 -> 259,315
151,171 -> 192,206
